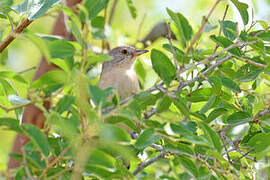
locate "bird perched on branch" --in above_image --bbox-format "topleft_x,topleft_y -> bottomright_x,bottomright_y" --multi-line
99,46 -> 148,99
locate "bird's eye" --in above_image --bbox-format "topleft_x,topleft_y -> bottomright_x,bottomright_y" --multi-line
121,49 -> 128,54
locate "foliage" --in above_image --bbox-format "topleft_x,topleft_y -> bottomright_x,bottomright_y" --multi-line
0,0 -> 270,179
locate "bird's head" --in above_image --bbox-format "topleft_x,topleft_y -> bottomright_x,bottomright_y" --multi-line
108,46 -> 148,65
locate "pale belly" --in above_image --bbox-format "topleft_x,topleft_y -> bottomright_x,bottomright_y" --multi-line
98,69 -> 140,98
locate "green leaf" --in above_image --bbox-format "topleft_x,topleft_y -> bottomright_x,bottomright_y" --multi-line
87,149 -> 116,169
227,111 -> 252,125
198,121 -> 222,152
23,124 -> 50,157
186,88 -> 212,102
235,59 -> 264,82
13,0 -> 61,20
210,35 -> 242,56
208,76 -> 222,95
199,95 -> 216,114
257,31 -> 270,41
68,21 -> 82,45
50,58 -> 73,72
172,97 -> 190,118
257,20 -> 269,29
178,156 -> 198,177
84,164 -> 115,178
106,116 -> 137,132
170,123 -> 192,136
150,49 -> 176,86
89,85 -> 113,105
167,8 -> 193,47
25,33 -> 51,61
134,128 -> 160,150
207,108 -> 228,123
221,20 -> 237,41
0,117 -> 23,133
48,40 -> 75,58
24,146 -> 46,169
47,111 -> 79,141
0,78 -> 16,95
166,143 -> 194,156
91,16 -> 105,29
125,0 -> 137,19
32,70 -> 67,94
100,124 -> 131,143
84,0 -> 109,20
265,63 -> 270,75
162,44 -> 185,56
219,76 -> 241,93
182,135 -> 211,147
106,109 -> 138,132
156,95 -> 172,113
0,71 -> 27,84
55,95 -> 75,114
231,0 -> 249,25
247,133 -> 270,159
134,60 -> 146,83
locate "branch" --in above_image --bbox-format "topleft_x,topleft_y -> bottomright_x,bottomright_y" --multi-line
232,149 -> 255,164
0,19 -> 33,53
179,39 -> 259,76
219,131 -> 240,177
253,26 -> 270,37
132,152 -> 166,175
236,57 -> 266,68
0,102 -> 33,113
177,55 -> 233,90
254,107 -> 270,120
186,0 -> 222,54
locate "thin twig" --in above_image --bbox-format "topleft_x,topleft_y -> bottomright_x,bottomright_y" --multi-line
108,0 -> 119,25
0,19 -> 33,53
220,131 -> 240,177
233,149 -> 254,164
235,149 -> 256,162
136,13 -> 147,41
167,22 -> 180,76
179,39 -> 259,75
213,5 -> 229,54
17,66 -> 37,74
132,152 -> 166,175
38,143 -> 72,180
254,107 -> 270,120
143,107 -> 157,122
47,167 -> 74,180
253,26 -> 270,37
236,57 -> 266,68
0,102 -> 33,113
22,149 -> 36,180
186,0 -> 222,54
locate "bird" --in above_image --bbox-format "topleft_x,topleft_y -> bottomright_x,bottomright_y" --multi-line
98,46 -> 148,99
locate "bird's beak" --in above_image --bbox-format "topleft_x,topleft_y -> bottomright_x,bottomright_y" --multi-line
134,49 -> 149,56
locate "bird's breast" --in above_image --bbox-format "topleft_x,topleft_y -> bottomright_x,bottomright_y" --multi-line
98,67 -> 140,98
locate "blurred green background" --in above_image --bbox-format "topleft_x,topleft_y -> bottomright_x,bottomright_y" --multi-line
0,0 -> 269,171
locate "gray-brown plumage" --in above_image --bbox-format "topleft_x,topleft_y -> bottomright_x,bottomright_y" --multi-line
99,46 -> 148,98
